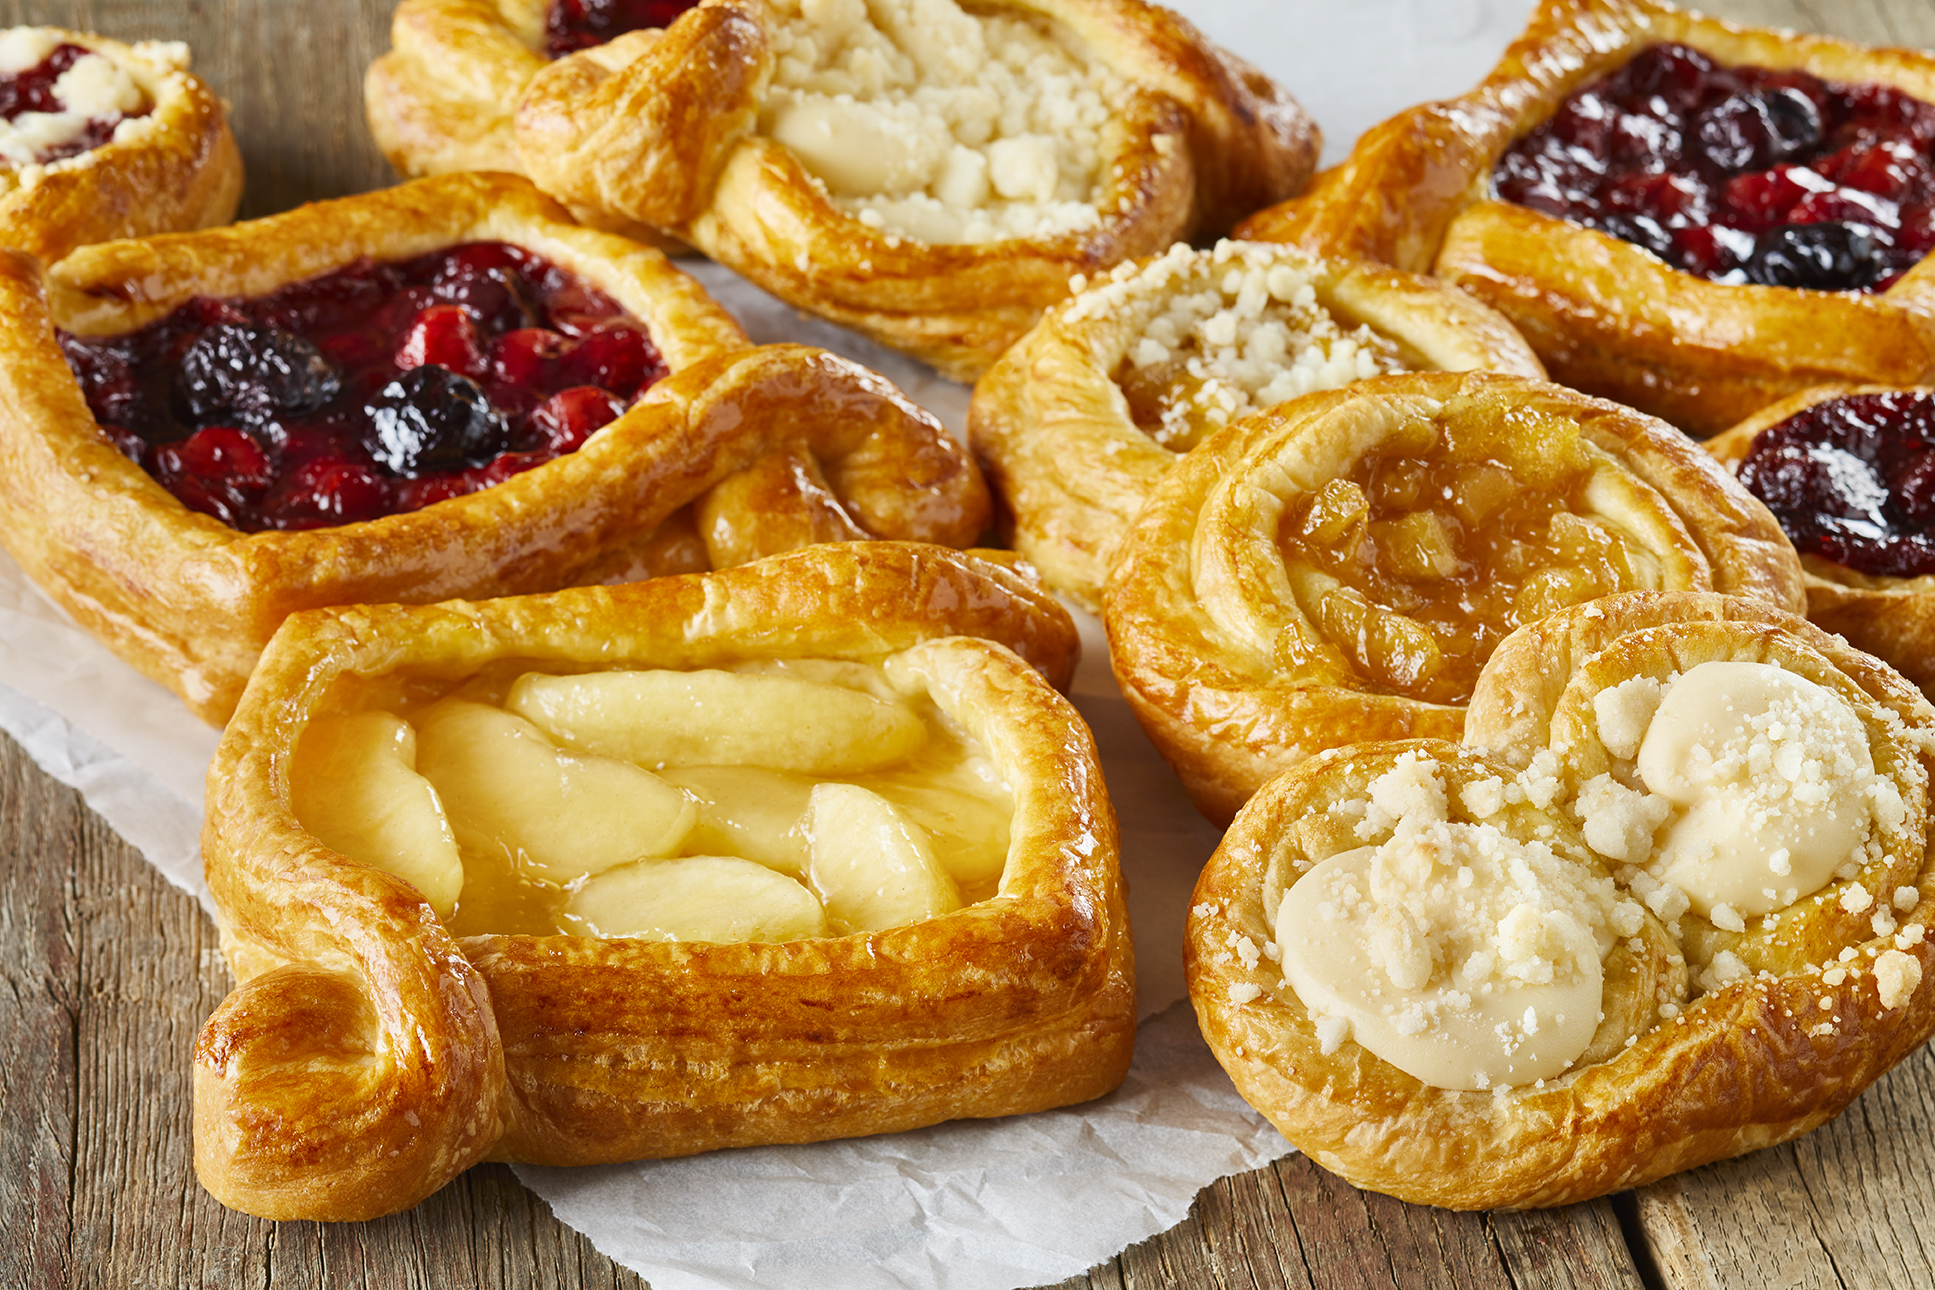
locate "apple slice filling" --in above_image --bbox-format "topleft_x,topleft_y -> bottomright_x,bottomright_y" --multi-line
289,660 -> 1013,943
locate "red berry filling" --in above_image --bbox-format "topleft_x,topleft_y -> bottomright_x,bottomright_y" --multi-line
543,0 -> 699,58
1494,42 -> 1935,292
1738,390 -> 1935,576
59,242 -> 669,532
0,41 -> 150,162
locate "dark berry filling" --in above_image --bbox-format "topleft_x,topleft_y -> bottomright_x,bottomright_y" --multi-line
60,242 -> 667,532
0,41 -> 150,162
1738,390 -> 1935,576
1493,42 -> 1935,292
543,0 -> 699,58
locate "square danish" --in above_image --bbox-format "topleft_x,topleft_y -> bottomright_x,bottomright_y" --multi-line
1705,384 -> 1935,699
192,542 -> 1132,1221
1188,592 -> 1934,1208
0,171 -> 987,723
1,26 -> 240,263
969,239 -> 1545,609
1238,0 -> 1935,437
500,0 -> 1319,380
1103,370 -> 1805,825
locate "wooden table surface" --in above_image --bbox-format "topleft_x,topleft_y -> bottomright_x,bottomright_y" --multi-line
5,1 -> 1935,1287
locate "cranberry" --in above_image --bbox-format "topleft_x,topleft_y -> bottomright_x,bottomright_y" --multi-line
177,324 -> 342,423
1740,390 -> 1935,576
491,328 -> 570,388
543,0 -> 698,58
432,244 -> 540,332
366,366 -> 509,476
154,427 -> 275,527
1611,43 -> 1718,114
395,305 -> 487,377
1673,223 -> 1755,277
531,387 -> 625,452
559,323 -> 662,395
263,459 -> 392,530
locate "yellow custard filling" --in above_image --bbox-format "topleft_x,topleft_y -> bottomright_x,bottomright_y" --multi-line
291,657 -> 1014,943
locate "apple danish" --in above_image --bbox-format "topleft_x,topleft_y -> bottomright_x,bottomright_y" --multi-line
193,542 -> 1131,1221
1237,0 -> 1935,437
1189,592 -> 1934,1209
1103,370 -> 1805,825
0,172 -> 986,723
1706,384 -> 1935,698
507,0 -> 1319,379
969,239 -> 1545,608
0,26 -> 240,263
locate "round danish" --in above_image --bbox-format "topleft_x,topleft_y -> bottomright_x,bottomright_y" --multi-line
969,239 -> 1545,609
1,26 -> 241,263
1706,384 -> 1935,698
0,171 -> 987,723
193,542 -> 1132,1221
1189,592 -> 1935,1209
1236,0 -> 1935,437
1103,370 -> 1805,825
507,0 -> 1320,380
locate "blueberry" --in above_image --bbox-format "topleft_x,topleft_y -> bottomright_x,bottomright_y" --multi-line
364,366 -> 509,476
1760,86 -> 1824,160
1593,212 -> 1676,259
1693,92 -> 1778,171
177,323 -> 341,423
1742,222 -> 1880,289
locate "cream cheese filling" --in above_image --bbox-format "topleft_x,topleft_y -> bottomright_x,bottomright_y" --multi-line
759,0 -> 1124,244
1274,753 -> 1638,1090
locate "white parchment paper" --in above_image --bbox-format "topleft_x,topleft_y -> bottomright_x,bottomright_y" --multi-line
0,3 -> 1536,1284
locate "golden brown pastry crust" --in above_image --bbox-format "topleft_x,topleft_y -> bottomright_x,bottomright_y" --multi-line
1706,384 -> 1935,699
0,29 -> 241,263
1234,0 -> 1935,438
1189,594 -> 1935,1210
0,172 -> 989,724
509,0 -> 1320,380
194,542 -> 1130,1221
969,240 -> 1546,609
1104,370 -> 1806,826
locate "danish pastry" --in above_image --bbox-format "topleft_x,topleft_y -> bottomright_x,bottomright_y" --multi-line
508,0 -> 1320,380
0,171 -> 987,723
1237,0 -> 1935,437
1189,591 -> 1935,1209
193,541 -> 1131,1221
1103,370 -> 1805,825
0,26 -> 240,263
1706,383 -> 1935,697
969,239 -> 1545,608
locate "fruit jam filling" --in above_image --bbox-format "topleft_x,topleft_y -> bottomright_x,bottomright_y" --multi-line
1494,42 -> 1935,292
60,243 -> 667,532
1738,390 -> 1935,576
543,0 -> 698,58
0,31 -> 151,166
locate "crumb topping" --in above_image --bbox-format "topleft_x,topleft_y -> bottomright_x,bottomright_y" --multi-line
761,0 -> 1123,244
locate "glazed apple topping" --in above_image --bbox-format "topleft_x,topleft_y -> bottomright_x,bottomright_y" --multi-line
1493,42 -> 1935,291
1737,390 -> 1935,576
59,242 -> 666,531
543,1 -> 699,58
288,660 -> 1013,943
0,28 -> 151,168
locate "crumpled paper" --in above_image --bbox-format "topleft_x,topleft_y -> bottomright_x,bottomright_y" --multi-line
0,3 -> 1535,1285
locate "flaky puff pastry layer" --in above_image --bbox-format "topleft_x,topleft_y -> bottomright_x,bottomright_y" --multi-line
364,1 -> 672,246
1706,385 -> 1935,700
970,240 -> 1544,610
0,30 -> 240,263
507,0 -> 1318,380
0,172 -> 988,724
1191,593 -> 1935,1209
1235,0 -> 1935,438
1105,370 -> 1805,827
194,542 -> 1131,1222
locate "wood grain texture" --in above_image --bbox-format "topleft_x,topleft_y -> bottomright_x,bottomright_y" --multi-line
1,1 -> 1934,1288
